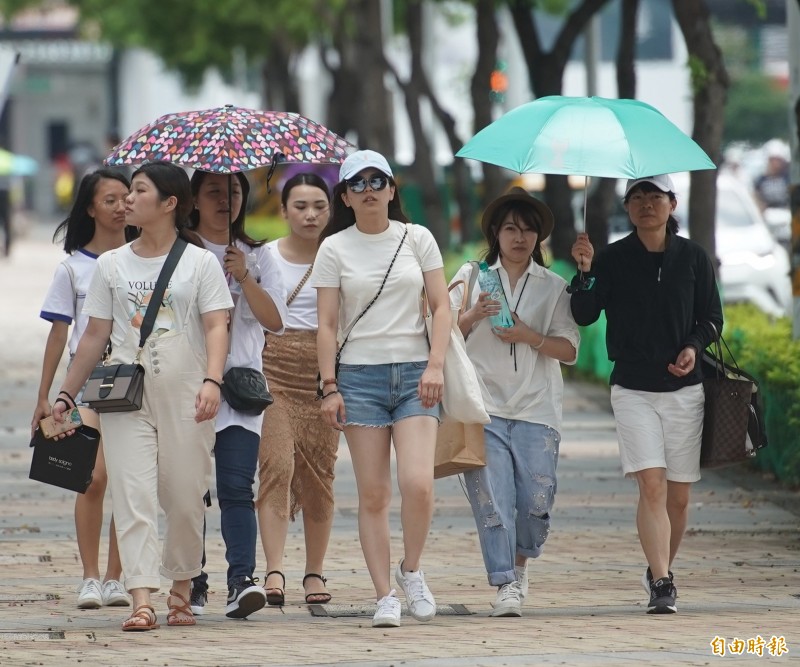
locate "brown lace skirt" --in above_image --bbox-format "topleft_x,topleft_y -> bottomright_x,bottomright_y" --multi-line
257,329 -> 338,521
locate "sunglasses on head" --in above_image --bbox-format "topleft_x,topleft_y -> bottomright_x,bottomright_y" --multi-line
346,174 -> 389,193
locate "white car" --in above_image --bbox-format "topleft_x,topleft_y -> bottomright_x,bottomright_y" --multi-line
606,172 -> 792,318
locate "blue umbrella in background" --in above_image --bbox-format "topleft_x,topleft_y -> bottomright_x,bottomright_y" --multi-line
0,148 -> 38,177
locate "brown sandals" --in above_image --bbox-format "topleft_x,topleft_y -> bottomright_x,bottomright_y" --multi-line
166,590 -> 196,627
122,604 -> 159,632
303,573 -> 332,604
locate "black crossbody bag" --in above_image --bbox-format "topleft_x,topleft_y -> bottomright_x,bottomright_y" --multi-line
82,238 -> 188,413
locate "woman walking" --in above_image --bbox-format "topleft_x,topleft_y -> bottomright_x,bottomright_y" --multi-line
311,150 -> 451,628
188,170 -> 287,618
570,174 -> 723,614
33,169 -> 135,609
51,161 -> 233,631
257,172 -> 339,606
452,188 -> 579,617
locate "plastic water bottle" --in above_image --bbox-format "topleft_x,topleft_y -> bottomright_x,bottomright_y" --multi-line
246,252 -> 261,284
477,261 -> 514,328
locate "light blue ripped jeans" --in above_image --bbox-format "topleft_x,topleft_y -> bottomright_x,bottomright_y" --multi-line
464,416 -> 560,587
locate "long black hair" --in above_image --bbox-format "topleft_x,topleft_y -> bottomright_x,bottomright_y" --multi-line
281,172 -> 331,207
131,162 -> 203,248
482,200 -> 547,267
623,181 -> 680,235
319,176 -> 410,245
187,170 -> 264,247
52,168 -> 137,253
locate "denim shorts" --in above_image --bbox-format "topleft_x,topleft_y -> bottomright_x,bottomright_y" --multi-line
337,361 -> 440,427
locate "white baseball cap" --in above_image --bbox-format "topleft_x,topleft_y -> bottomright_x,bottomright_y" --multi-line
339,149 -> 394,181
624,174 -> 676,198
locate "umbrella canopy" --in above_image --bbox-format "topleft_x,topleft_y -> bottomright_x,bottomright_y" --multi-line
0,148 -> 38,177
456,95 -> 715,179
105,104 -> 354,174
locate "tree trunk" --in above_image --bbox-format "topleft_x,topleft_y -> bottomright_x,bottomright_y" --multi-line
470,0 -> 506,220
508,0 -> 613,261
386,2 -> 445,245
585,0 -> 640,250
261,36 -> 300,113
671,0 -> 729,263
354,0 -> 394,153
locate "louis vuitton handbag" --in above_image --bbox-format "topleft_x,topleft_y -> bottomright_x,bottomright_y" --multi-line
700,326 -> 767,468
82,238 -> 187,413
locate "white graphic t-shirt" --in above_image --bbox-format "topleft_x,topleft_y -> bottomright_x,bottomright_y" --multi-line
83,242 -> 233,363
39,249 -> 99,356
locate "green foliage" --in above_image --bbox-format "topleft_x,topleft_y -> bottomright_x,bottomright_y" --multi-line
687,55 -> 711,95
723,72 -> 790,144
723,304 -> 800,486
58,0 -> 344,87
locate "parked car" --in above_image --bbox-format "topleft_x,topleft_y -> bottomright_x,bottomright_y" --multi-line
606,172 -> 792,318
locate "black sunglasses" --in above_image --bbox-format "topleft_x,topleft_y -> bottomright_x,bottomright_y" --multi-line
346,175 -> 389,194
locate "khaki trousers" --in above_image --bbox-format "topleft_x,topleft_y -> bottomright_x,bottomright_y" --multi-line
101,329 -> 214,591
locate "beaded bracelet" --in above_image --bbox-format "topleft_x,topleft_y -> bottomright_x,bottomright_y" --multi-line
203,377 -> 223,389
236,269 -> 249,285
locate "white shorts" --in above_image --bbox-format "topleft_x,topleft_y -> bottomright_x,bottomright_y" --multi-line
610,384 -> 704,483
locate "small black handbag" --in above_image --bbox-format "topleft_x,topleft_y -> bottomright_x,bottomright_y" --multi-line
221,366 -> 273,415
82,239 -> 187,413
29,424 -> 101,493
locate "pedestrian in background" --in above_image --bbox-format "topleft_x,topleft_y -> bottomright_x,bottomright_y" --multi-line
32,168 -> 136,610
570,174 -> 723,614
51,161 -> 232,631
188,170 -> 287,619
311,150 -> 451,628
257,172 -> 339,607
452,188 -> 579,617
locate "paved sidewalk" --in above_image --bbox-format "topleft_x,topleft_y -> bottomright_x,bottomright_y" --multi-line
0,229 -> 798,666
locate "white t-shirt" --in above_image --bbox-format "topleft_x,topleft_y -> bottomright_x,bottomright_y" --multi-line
449,259 -> 580,433
83,242 -> 233,365
200,237 -> 288,435
266,239 -> 316,331
310,220 -> 442,364
40,249 -> 99,356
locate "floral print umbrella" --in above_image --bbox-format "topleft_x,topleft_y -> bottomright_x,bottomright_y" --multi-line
105,104 -> 353,173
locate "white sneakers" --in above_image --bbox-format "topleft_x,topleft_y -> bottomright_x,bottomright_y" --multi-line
76,578 -> 130,608
372,562 -> 437,628
76,578 -> 103,609
372,589 -> 402,628
395,562 -> 436,622
101,580 -> 130,607
491,580 -> 523,617
515,562 -> 529,599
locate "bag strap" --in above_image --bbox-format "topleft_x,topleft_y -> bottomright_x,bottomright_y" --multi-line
286,263 -> 313,306
137,237 -> 188,351
337,225 -> 408,362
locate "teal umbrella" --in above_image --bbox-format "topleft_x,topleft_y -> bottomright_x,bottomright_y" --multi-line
0,148 -> 38,177
456,95 -> 715,178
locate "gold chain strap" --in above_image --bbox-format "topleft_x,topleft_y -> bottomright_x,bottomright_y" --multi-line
286,263 -> 314,306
